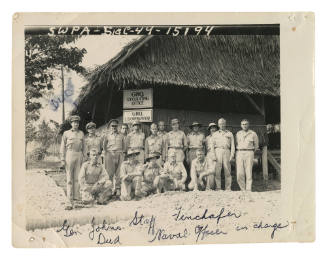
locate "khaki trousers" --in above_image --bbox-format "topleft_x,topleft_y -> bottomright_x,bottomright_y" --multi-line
104,151 -> 124,191
80,180 -> 113,203
236,151 -> 254,191
65,151 -> 83,201
214,148 -> 232,190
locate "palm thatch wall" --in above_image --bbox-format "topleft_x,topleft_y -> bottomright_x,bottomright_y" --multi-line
73,35 -> 279,132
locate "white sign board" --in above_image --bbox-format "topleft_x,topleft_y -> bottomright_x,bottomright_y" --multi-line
123,89 -> 153,109
123,109 -> 153,123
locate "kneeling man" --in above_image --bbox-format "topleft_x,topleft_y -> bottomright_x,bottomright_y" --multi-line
188,149 -> 215,191
158,150 -> 187,192
141,152 -> 162,196
78,148 -> 113,205
120,150 -> 145,201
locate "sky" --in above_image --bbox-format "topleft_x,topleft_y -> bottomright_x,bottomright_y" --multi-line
39,35 -> 141,123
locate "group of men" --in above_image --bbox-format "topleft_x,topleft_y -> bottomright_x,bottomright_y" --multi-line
60,115 -> 259,210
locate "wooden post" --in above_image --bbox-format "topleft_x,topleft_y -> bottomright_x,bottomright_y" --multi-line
91,101 -> 97,121
61,66 -> 65,123
262,145 -> 268,181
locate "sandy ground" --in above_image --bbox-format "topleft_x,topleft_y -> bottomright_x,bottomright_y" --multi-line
23,169 -> 287,247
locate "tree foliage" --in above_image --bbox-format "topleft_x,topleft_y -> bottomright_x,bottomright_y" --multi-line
25,35 -> 87,143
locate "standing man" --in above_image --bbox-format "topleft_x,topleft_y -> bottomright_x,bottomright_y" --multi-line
60,115 -> 86,210
165,118 -> 188,163
235,119 -> 259,191
126,120 -> 146,164
158,150 -> 187,192
188,149 -> 215,191
120,151 -> 145,201
187,122 -> 205,168
85,122 -> 102,161
158,121 -> 168,141
145,123 -> 166,165
120,123 -> 129,140
212,118 -> 235,191
102,119 -> 125,196
78,148 -> 113,205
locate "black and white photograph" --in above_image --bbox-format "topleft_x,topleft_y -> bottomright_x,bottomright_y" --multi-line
12,12 -> 315,247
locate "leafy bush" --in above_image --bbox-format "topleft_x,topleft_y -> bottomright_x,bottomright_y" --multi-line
30,147 -> 48,161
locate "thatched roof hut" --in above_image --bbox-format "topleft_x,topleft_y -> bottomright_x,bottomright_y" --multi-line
74,35 -> 280,137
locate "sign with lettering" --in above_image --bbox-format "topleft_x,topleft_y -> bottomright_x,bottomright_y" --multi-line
123,109 -> 153,123
123,89 -> 153,109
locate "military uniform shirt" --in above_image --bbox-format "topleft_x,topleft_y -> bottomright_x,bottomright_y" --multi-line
191,158 -> 215,180
143,163 -> 161,183
212,130 -> 235,152
85,134 -> 102,154
187,131 -> 205,149
126,131 -> 145,151
60,129 -> 85,160
161,161 -> 187,182
166,130 -> 187,149
145,134 -> 165,157
120,161 -> 144,178
103,131 -> 125,152
236,130 -> 259,150
78,161 -> 109,186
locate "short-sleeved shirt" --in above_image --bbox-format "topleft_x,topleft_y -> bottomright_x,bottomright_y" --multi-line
78,161 -> 108,187
85,134 -> 102,154
126,131 -> 145,151
60,129 -> 85,160
187,131 -> 205,149
161,161 -> 187,181
236,130 -> 259,150
212,130 -> 234,150
158,131 -> 168,141
166,130 -> 187,149
103,131 -> 125,152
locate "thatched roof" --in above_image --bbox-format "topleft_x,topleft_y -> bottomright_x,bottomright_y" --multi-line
76,35 -> 279,108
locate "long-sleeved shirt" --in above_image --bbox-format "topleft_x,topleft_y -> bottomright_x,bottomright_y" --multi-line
78,161 -> 109,188
187,131 -> 205,149
190,158 -> 215,183
126,131 -> 145,152
145,134 -> 166,159
235,130 -> 259,150
85,134 -> 102,154
161,161 -> 187,183
102,131 -> 125,152
205,134 -> 215,160
211,130 -> 235,156
60,129 -> 85,161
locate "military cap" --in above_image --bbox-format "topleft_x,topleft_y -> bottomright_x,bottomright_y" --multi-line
207,122 -> 218,130
146,152 -> 161,162
70,115 -> 80,123
171,118 -> 179,125
190,121 -> 202,128
108,119 -> 119,127
86,122 -> 96,130
132,120 -> 141,126
126,150 -> 140,157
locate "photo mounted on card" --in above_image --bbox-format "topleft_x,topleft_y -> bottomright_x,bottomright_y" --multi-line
12,12 -> 315,247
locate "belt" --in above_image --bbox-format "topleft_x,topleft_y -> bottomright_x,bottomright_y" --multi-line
106,150 -> 123,153
215,147 -> 230,150
237,149 -> 254,151
168,147 -> 183,149
189,147 -> 203,150
129,147 -> 144,150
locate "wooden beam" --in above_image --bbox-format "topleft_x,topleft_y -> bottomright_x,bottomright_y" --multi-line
267,150 -> 281,175
91,101 -> 97,121
262,145 -> 268,181
105,85 -> 115,123
244,94 -> 265,117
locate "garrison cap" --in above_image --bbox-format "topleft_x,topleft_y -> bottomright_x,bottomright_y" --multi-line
70,115 -> 80,123
86,122 -> 96,130
171,118 -> 179,125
